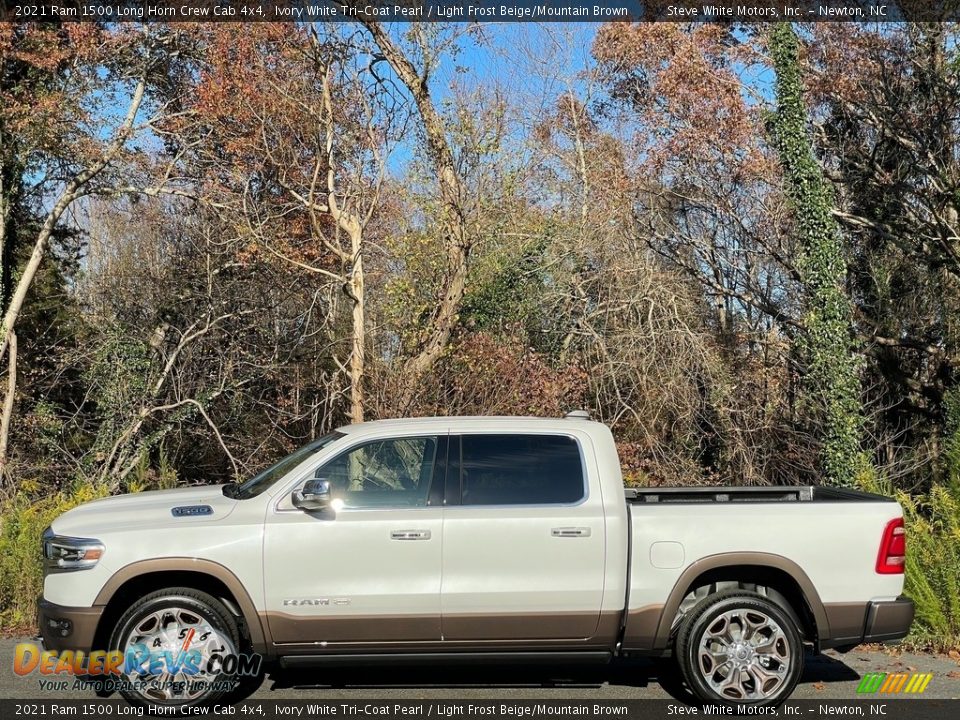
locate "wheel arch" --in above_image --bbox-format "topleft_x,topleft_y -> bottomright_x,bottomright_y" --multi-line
92,558 -> 268,656
652,553 -> 830,652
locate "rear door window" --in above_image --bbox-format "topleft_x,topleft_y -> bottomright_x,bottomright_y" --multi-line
458,434 -> 584,506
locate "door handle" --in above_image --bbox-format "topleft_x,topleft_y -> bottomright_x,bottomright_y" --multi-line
390,529 -> 431,540
551,527 -> 591,538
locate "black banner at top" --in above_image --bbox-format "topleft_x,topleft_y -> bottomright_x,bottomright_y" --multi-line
2,0 -> 959,22
0,700 -> 957,719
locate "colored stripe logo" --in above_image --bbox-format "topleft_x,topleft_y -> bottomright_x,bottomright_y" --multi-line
856,672 -> 933,694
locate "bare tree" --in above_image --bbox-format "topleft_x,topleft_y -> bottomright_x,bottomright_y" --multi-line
177,25 -> 405,424
0,79 -> 148,476
355,20 -> 473,409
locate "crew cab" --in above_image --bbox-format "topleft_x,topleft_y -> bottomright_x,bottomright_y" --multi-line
38,414 -> 914,707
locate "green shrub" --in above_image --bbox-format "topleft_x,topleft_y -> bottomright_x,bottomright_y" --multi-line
125,446 -> 179,494
0,482 -> 108,631
943,386 -> 960,486
858,470 -> 960,650
897,484 -> 960,650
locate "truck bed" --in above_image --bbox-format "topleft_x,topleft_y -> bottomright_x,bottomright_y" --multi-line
622,482 -> 907,655
624,485 -> 896,504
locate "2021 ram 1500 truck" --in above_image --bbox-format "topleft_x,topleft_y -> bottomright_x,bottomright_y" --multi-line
38,414 -> 914,708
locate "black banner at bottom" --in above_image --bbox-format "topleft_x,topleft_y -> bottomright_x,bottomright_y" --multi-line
2,700 -> 959,720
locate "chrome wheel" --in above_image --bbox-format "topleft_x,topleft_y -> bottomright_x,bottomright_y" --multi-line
697,608 -> 791,701
120,605 -> 234,704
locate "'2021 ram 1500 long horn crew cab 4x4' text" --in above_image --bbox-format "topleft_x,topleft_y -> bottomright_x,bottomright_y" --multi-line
38,413 -> 914,707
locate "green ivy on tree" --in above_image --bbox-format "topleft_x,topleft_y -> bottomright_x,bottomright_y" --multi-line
770,24 -> 865,487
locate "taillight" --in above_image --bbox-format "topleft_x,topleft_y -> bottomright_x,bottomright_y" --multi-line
876,518 -> 906,574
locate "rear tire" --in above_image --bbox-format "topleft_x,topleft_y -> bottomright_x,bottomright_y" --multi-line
108,587 -> 242,708
675,590 -> 803,707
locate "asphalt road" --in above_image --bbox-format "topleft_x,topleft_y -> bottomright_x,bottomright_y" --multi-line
1,638 -> 958,701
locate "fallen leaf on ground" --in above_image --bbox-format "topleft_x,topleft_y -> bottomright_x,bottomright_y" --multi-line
947,671 -> 960,679
813,682 -> 826,691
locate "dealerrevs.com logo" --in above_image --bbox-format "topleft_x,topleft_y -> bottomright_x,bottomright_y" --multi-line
856,672 -> 934,694
13,641 -> 261,696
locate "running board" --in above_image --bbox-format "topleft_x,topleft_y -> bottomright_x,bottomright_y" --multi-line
279,651 -> 612,668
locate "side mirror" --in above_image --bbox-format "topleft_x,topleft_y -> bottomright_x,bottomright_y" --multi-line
292,479 -> 332,512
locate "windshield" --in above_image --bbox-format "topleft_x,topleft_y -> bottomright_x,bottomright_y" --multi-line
224,432 -> 344,500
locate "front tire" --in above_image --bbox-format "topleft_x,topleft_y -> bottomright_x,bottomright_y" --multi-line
675,591 -> 804,706
108,587 -> 242,708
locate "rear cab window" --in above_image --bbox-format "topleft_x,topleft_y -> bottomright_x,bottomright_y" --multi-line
453,434 -> 585,506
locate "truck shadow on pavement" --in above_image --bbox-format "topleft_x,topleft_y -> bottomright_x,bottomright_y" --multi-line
261,653 -> 860,703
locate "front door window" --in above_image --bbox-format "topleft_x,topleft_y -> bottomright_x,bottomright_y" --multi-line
319,436 -> 438,508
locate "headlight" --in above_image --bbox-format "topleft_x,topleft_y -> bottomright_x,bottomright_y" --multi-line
42,527 -> 104,571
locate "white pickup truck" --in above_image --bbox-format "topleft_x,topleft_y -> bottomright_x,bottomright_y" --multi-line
38,414 -> 914,708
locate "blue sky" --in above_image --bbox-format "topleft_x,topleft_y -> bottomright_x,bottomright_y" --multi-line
373,22 -> 600,172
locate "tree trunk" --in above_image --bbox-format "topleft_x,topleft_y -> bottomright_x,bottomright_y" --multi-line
0,330 -> 15,479
769,24 -> 864,487
0,77 -> 145,363
348,243 -> 365,424
0,78 -> 145,477
312,54 -> 369,424
0,166 -> 7,309
355,20 -> 470,410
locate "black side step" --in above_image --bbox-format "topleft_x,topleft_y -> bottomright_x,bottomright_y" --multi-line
279,651 -> 612,668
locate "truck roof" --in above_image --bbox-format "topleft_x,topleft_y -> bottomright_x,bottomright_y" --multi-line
335,413 -> 602,436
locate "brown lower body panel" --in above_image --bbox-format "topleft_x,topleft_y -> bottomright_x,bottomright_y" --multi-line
863,597 -> 915,644
620,604 -> 664,649
822,602 -> 870,648
815,597 -> 914,650
266,610 -> 622,652
37,598 -> 105,654
266,612 -> 440,644
622,598 -> 914,653
442,610 -> 616,641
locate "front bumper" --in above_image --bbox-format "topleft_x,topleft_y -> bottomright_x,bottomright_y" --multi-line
862,596 -> 915,644
37,597 -> 104,654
